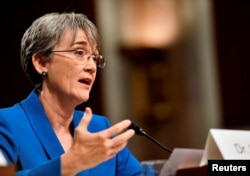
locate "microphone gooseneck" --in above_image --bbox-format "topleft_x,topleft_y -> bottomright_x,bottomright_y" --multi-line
128,122 -> 172,153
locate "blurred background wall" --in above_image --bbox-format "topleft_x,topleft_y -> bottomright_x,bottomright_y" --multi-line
1,0 -> 249,161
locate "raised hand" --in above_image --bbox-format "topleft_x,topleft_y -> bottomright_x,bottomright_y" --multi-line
61,107 -> 135,176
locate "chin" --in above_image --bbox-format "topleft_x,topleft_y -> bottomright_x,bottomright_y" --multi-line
81,95 -> 89,102
75,91 -> 90,103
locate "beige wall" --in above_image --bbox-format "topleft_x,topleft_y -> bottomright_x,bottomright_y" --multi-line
95,0 -> 222,161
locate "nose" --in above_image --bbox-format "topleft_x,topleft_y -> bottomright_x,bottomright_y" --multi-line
84,58 -> 97,73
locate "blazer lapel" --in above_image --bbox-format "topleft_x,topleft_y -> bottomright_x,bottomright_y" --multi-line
20,90 -> 64,159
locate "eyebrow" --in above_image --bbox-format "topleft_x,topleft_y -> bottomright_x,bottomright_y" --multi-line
73,40 -> 88,46
73,40 -> 98,54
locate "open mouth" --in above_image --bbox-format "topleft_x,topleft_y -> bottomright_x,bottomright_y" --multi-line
79,78 -> 91,86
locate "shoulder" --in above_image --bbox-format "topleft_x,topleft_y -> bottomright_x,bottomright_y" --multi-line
0,103 -> 24,120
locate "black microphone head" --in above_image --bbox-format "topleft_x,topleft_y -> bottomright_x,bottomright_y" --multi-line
128,122 -> 172,153
128,122 -> 146,135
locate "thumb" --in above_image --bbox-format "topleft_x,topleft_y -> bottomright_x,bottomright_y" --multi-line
79,107 -> 93,130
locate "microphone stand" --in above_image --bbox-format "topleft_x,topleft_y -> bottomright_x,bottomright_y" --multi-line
128,122 -> 172,153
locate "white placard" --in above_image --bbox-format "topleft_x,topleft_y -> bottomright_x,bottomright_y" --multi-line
200,128 -> 250,166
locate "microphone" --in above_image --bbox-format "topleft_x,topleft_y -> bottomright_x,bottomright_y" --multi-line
128,122 -> 172,153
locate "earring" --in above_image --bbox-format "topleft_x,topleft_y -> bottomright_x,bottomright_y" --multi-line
41,71 -> 47,77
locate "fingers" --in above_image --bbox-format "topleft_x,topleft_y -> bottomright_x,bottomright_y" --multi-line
77,108 -> 134,154
68,108 -> 135,172
103,119 -> 133,138
77,107 -> 92,130
78,108 -> 132,140
108,120 -> 135,150
96,119 -> 135,154
110,128 -> 135,152
76,107 -> 92,135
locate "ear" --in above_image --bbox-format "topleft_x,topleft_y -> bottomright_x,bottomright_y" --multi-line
32,54 -> 47,74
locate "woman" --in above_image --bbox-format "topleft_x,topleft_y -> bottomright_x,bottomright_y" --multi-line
0,12 -> 142,176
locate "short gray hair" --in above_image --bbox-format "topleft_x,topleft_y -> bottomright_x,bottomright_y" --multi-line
20,12 -> 100,87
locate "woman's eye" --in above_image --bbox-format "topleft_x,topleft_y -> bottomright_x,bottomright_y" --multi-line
74,49 -> 84,56
92,56 -> 98,63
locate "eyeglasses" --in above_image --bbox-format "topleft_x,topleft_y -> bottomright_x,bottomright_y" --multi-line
48,49 -> 106,68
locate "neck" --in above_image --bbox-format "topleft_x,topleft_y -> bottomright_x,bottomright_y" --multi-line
38,90 -> 74,151
39,90 -> 74,130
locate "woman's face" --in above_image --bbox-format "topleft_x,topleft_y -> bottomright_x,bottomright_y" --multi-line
44,28 -> 97,106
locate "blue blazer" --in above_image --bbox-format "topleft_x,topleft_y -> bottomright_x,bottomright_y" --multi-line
0,90 -> 142,176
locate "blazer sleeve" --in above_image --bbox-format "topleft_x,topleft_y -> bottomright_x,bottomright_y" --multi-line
90,115 -> 142,176
0,106 -> 62,176
16,157 -> 61,176
116,147 -> 142,176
